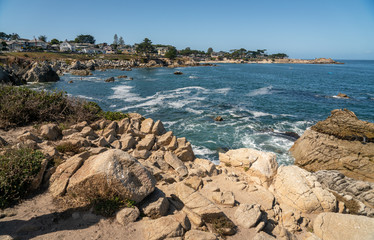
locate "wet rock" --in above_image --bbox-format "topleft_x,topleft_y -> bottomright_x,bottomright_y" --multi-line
70,69 -> 92,76
105,77 -> 115,82
174,71 -> 183,75
336,93 -> 349,99
214,116 -> 223,121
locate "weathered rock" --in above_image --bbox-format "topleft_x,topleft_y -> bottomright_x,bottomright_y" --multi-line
244,185 -> 275,211
136,134 -> 155,151
273,166 -> 336,213
140,188 -> 169,219
120,134 -> 136,150
214,116 -> 223,121
97,136 -> 110,147
314,170 -> 374,215
336,93 -> 350,99
23,62 -> 59,82
174,137 -> 195,162
143,215 -> 185,240
164,151 -> 188,177
40,123 -> 61,140
70,69 -> 92,76
234,204 -> 262,228
118,118 -> 130,134
71,121 -> 88,131
152,120 -> 166,135
194,158 -> 216,176
140,118 -> 154,134
116,207 -> 139,226
253,232 -> 276,240
111,140 -> 122,149
148,150 -> 169,171
291,109 -> 374,182
175,182 -> 223,221
62,128 -> 78,136
80,126 -> 96,138
132,149 -> 151,159
212,191 -> 235,206
184,176 -> 203,190
184,230 -> 218,240
313,212 -> 374,240
158,131 -> 174,146
104,77 -> 115,82
49,152 -> 91,197
18,132 -> 40,142
167,136 -> 178,151
66,149 -> 156,203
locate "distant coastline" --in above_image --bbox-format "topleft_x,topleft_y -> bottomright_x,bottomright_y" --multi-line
199,57 -> 344,64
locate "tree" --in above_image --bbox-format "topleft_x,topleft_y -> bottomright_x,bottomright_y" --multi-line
269,53 -> 288,59
113,34 -> 118,45
0,32 -> 10,40
74,34 -> 95,44
38,35 -> 47,42
207,47 -> 213,56
50,38 -> 60,45
119,36 -> 125,46
164,46 -> 177,59
135,38 -> 156,58
9,33 -> 20,40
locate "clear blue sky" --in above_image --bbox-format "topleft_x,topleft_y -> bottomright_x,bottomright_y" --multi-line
1,0 -> 374,59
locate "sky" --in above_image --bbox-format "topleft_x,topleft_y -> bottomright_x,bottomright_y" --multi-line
1,0 -> 374,59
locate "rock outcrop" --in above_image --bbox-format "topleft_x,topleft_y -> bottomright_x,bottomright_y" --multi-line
23,62 -> 59,82
313,212 -> 374,240
273,165 -> 336,213
290,109 -> 374,182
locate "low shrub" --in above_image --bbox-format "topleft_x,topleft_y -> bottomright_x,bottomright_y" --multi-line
99,111 -> 128,121
56,142 -> 81,154
0,148 -> 44,209
92,196 -> 136,217
0,85 -> 101,129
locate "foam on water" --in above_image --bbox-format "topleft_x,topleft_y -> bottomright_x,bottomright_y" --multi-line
247,85 -> 273,97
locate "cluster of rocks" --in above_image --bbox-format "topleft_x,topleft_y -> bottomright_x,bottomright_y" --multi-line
1,110 -> 374,239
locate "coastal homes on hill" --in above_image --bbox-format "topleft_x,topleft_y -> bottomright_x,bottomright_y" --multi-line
60,41 -> 75,52
5,38 -> 48,51
155,46 -> 169,56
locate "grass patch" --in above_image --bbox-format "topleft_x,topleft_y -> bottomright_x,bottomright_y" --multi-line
224,162 -> 232,167
0,85 -> 101,129
92,196 -> 136,217
243,167 -> 249,172
0,148 -> 44,209
56,142 -> 81,154
211,216 -> 236,237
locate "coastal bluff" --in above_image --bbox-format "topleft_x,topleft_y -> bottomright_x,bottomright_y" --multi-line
1,111 -> 374,240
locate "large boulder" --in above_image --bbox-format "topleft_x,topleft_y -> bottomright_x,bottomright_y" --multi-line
290,109 -> 374,182
52,149 -> 156,203
23,62 -> 59,82
313,212 -> 374,240
273,165 -> 336,213
219,148 -> 278,186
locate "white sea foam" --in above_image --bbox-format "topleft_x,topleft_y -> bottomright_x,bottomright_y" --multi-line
249,111 -> 275,118
189,76 -> 198,79
109,85 -> 142,102
109,104 -> 117,108
214,88 -> 231,95
76,95 -> 95,100
185,108 -> 204,114
247,86 -> 273,97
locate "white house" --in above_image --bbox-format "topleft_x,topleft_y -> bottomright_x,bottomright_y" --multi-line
6,39 -> 28,51
156,47 -> 169,56
60,41 -> 75,52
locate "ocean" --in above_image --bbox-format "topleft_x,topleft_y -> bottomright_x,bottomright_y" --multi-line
33,60 -> 374,165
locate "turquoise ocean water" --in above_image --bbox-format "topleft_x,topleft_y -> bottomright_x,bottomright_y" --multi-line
33,60 -> 374,164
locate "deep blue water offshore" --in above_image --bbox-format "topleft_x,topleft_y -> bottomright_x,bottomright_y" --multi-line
32,60 -> 374,165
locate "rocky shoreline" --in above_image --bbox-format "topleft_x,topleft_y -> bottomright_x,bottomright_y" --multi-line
200,58 -> 343,65
0,109 -> 373,240
0,58 -> 211,86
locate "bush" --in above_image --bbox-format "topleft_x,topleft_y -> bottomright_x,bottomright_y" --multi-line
92,196 -> 136,217
56,142 -> 81,154
0,86 -> 101,129
0,148 -> 44,209
99,111 -> 128,121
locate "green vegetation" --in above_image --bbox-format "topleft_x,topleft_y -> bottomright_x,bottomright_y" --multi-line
99,111 -> 128,121
0,148 -> 44,209
50,38 -> 60,45
224,162 -> 232,167
74,34 -> 96,44
38,35 -> 47,42
164,46 -> 177,59
92,196 -> 136,217
136,38 -> 156,58
56,142 -> 81,154
179,47 -> 205,56
207,47 -> 213,56
0,85 -> 101,129
211,216 -> 236,236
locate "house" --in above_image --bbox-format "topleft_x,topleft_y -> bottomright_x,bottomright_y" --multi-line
103,46 -> 115,54
122,45 -> 136,54
6,39 -> 29,51
28,39 -> 48,49
155,47 -> 168,56
60,41 -> 75,52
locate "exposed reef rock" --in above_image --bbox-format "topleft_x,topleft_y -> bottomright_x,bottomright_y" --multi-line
290,109 -> 374,182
